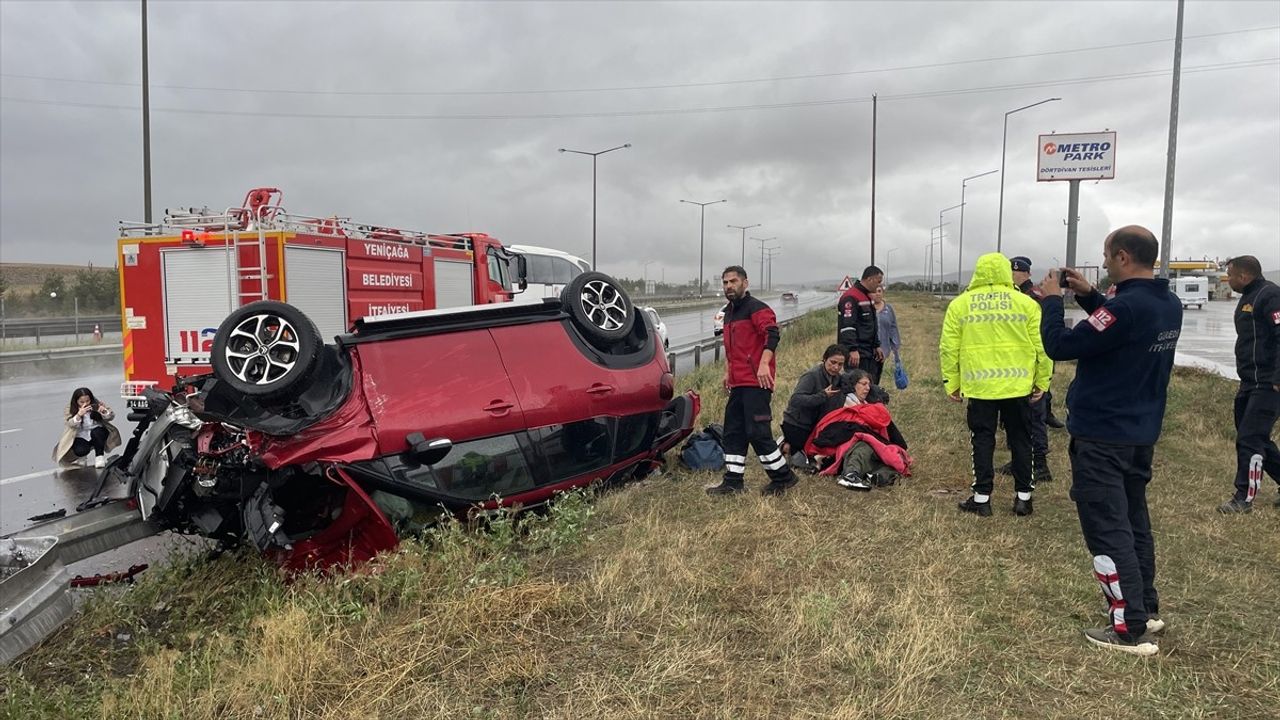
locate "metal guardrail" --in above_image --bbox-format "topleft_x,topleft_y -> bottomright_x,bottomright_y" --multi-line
0,315 -> 120,340
664,313 -> 808,375
0,344 -> 123,365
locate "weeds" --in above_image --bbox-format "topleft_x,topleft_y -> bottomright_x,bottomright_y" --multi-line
3,296 -> 1277,719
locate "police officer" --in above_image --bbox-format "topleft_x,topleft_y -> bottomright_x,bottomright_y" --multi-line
998,256 -> 1056,483
707,266 -> 800,497
939,252 -> 1052,517
1039,225 -> 1181,656
837,266 -> 884,383
1218,254 -> 1280,513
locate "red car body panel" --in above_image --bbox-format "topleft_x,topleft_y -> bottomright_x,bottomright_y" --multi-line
271,466 -> 399,573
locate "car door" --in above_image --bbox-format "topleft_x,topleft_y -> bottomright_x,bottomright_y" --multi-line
352,329 -> 529,456
490,321 -> 660,430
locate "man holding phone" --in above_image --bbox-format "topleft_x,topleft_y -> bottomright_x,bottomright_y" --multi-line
1039,225 -> 1182,656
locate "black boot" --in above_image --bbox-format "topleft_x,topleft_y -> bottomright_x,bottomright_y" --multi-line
1046,414 -> 1065,429
706,479 -> 746,496
1033,454 -> 1053,483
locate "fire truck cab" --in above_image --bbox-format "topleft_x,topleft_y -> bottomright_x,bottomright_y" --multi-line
117,187 -> 526,406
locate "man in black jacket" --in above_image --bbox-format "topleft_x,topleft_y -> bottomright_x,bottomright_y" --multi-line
1218,255 -> 1280,513
780,344 -> 847,457
1040,225 -> 1181,657
837,266 -> 884,381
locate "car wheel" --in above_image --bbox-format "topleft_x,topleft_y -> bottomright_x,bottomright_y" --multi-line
560,271 -> 635,343
211,301 -> 322,401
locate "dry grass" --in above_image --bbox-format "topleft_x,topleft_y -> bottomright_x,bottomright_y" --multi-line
3,296 -> 1278,719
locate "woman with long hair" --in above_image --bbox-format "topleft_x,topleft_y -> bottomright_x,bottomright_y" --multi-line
805,369 -> 911,491
51,387 -> 121,468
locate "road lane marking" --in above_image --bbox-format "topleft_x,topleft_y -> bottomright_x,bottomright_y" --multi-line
0,428 -> 22,435
1,468 -> 61,486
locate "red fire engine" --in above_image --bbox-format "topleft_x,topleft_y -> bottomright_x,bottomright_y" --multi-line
117,187 -> 525,406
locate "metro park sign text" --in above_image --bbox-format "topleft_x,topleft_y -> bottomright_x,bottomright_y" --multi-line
1037,131 -> 1117,182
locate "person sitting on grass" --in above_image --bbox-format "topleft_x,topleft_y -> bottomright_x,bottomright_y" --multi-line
779,343 -> 848,461
805,369 -> 911,491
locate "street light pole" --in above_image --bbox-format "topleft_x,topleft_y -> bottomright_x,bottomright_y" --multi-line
680,198 -> 727,297
751,236 -> 776,283
885,247 -> 900,283
559,143 -> 631,270
642,260 -> 656,292
939,204 -> 964,294
997,97 -> 1061,251
728,223 -> 761,267
141,0 -> 152,223
959,169 -> 999,289
764,247 -> 781,291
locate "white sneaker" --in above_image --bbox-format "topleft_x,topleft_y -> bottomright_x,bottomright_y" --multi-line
94,455 -> 106,468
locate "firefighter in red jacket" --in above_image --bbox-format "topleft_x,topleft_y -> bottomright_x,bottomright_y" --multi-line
708,266 -> 800,496
837,266 -> 885,381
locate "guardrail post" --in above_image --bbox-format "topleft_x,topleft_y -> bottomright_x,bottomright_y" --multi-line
667,352 -> 675,373
35,326 -> 40,346
714,340 -> 721,362
693,345 -> 701,368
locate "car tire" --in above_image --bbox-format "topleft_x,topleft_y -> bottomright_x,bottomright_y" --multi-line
211,301 -> 323,401
560,271 -> 635,343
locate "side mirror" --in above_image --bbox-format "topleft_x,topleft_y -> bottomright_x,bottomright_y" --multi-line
406,433 -> 453,465
515,255 -> 528,292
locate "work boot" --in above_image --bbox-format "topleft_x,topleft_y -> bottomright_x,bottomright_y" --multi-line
997,461 -> 1013,476
1217,498 -> 1253,514
761,474 -> 799,496
1013,497 -> 1034,516
1033,454 -> 1053,483
957,496 -> 993,517
706,480 -> 746,496
1046,414 -> 1066,429
837,472 -> 872,492
1082,626 -> 1159,656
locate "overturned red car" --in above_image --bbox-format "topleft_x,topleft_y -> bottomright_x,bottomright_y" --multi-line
118,271 -> 698,572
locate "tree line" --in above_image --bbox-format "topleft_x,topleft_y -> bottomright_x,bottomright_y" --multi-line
0,269 -> 120,318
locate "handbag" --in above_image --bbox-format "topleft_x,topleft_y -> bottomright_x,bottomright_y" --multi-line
893,350 -> 909,390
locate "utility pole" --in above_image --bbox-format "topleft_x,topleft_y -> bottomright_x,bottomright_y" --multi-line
1158,0 -> 1185,278
680,198 -> 727,297
141,0 -> 152,223
728,223 -> 761,267
752,236 -> 776,284
871,93 -> 877,265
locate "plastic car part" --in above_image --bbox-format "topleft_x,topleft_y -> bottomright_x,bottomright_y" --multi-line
561,271 -> 635,344
211,301 -> 323,401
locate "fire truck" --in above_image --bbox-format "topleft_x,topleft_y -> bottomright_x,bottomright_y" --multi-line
116,187 -> 526,406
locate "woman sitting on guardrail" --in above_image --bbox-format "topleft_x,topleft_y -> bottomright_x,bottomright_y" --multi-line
52,387 -> 120,469
805,369 -> 911,491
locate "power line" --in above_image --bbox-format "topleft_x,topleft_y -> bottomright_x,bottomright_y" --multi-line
1,58 -> 1275,121
1,25 -> 1276,98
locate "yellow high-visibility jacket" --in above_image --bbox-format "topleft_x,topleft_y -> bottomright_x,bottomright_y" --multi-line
939,252 -> 1053,400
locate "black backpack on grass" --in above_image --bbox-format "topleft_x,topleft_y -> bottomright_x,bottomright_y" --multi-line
681,424 -> 725,471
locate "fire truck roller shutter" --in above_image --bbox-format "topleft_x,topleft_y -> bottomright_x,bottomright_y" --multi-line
284,246 -> 348,339
162,248 -> 236,364
434,259 -> 475,309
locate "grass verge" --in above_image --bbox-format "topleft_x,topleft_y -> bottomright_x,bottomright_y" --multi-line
3,295 -> 1277,719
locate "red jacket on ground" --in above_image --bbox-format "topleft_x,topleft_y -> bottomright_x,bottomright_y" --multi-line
804,402 -> 913,476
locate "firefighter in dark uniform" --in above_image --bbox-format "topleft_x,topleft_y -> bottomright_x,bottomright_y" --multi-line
1218,254 -> 1280,513
837,266 -> 884,383
707,266 -> 800,497
1040,225 -> 1181,656
999,256 -> 1055,483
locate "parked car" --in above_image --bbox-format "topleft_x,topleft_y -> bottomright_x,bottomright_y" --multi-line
97,272 -> 700,573
781,291 -> 799,304
713,305 -> 726,336
641,306 -> 669,349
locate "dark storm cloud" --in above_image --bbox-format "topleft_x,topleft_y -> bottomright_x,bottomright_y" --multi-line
1,0 -> 1277,287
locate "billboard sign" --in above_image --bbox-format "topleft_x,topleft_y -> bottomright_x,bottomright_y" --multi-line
1037,131 -> 1116,182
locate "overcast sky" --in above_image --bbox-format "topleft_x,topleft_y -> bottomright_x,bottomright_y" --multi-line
1,0 -> 1277,288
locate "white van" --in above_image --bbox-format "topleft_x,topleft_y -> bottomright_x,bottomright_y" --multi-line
507,245 -> 592,305
1173,276 -> 1209,310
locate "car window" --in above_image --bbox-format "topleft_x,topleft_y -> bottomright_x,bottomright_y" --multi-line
487,249 -> 512,291
534,418 -> 614,483
614,413 -> 657,462
525,255 -> 555,284
552,258 -> 578,284
429,434 -> 537,500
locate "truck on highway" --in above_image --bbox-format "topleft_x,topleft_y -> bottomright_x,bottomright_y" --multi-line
1173,276 -> 1209,310
115,187 -> 526,406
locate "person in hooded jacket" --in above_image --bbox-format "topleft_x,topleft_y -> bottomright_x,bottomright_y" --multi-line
805,369 -> 911,491
939,252 -> 1053,517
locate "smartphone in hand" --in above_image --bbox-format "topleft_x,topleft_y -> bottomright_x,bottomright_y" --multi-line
1059,268 -> 1071,288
